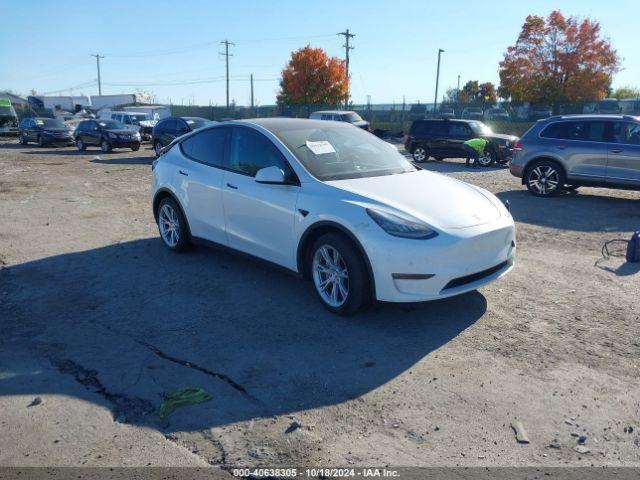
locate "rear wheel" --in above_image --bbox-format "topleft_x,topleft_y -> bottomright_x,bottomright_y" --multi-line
154,141 -> 163,157
76,139 -> 86,151
131,144 -> 140,151
37,135 -> 45,148
310,233 -> 370,315
412,146 -> 428,162
101,139 -> 112,153
19,133 -> 27,145
525,160 -> 565,197
157,197 -> 190,252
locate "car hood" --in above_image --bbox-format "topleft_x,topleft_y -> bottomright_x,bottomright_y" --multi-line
105,129 -> 137,135
327,170 -> 501,229
483,133 -> 518,142
43,127 -> 71,133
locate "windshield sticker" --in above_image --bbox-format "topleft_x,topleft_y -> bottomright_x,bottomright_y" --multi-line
186,120 -> 194,124
99,122 -> 107,127
36,119 -> 44,125
306,140 -> 336,155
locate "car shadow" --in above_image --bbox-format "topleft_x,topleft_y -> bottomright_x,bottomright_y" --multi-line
91,155 -> 155,165
496,189 -> 640,233
0,238 -> 485,433
412,159 -> 508,174
594,258 -> 640,276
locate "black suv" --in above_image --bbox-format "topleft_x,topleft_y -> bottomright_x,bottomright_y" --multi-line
19,117 -> 74,147
74,119 -> 141,152
404,119 -> 518,166
152,117 -> 211,156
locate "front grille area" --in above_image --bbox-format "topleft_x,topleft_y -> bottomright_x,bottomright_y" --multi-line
442,261 -> 509,291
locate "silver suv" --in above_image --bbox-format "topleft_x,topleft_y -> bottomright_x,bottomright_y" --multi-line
509,115 -> 640,197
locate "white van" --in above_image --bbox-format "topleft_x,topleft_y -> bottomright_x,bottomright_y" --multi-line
97,110 -> 154,140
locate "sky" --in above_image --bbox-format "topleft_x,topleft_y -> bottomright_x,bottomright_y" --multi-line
1,0 -> 638,107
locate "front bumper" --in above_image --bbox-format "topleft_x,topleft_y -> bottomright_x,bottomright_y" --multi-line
359,216 -> 516,303
42,135 -> 74,145
110,140 -> 141,148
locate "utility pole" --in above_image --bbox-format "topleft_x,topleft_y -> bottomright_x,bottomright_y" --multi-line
90,53 -> 104,96
250,73 -> 254,114
338,29 -> 355,109
220,40 -> 234,110
433,48 -> 444,115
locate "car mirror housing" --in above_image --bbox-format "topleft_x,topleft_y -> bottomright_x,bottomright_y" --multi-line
255,166 -> 286,184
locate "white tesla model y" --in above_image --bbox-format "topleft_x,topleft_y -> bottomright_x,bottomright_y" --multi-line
151,118 -> 515,315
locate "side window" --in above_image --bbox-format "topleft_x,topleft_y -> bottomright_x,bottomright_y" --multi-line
321,114 -> 330,121
181,127 -> 228,167
229,127 -> 288,177
111,114 -> 117,120
583,122 -> 607,142
175,120 -> 189,133
540,122 -> 567,139
335,115 -> 344,121
448,123 -> 471,138
163,119 -> 178,133
613,123 -> 640,145
123,115 -> 132,125
411,121 -> 431,136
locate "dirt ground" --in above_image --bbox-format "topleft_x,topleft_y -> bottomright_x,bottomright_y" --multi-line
0,138 -> 638,469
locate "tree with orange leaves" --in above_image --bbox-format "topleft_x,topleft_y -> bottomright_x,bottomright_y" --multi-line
278,45 -> 349,111
499,11 -> 619,106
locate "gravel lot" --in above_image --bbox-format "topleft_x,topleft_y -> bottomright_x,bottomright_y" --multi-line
0,139 -> 638,468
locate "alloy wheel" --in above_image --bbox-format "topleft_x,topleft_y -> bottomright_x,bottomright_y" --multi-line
528,165 -> 559,195
477,151 -> 493,166
412,147 -> 427,162
312,245 -> 349,308
159,203 -> 180,247
155,142 -> 163,156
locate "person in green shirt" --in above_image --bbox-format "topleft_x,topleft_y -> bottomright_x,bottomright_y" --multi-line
463,138 -> 489,169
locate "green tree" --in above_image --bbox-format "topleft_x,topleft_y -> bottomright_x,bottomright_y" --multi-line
612,86 -> 640,99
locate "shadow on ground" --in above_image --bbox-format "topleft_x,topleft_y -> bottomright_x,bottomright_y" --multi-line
497,189 -> 640,232
413,159 -> 508,174
0,238 -> 485,433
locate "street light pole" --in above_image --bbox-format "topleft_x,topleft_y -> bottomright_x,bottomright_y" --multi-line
433,48 -> 444,115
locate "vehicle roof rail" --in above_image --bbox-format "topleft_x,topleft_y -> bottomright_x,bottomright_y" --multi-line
622,114 -> 638,121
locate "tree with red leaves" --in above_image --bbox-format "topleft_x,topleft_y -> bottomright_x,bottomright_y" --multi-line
499,11 -> 620,106
277,45 -> 349,111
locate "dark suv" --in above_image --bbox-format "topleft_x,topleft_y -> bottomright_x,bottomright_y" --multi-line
74,119 -> 141,152
405,119 -> 518,166
19,117 -> 74,147
509,115 -> 640,197
152,117 -> 211,156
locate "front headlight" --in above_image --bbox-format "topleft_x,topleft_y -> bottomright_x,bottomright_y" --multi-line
366,208 -> 438,240
108,132 -> 117,139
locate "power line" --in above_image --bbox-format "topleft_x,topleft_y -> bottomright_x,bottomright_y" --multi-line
90,53 -> 105,95
219,40 -> 235,109
338,29 -> 355,108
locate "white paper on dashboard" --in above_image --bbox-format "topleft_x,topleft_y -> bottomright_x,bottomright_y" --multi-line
306,140 -> 336,155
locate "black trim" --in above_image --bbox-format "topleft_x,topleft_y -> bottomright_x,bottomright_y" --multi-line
296,221 -> 376,300
442,261 -> 508,291
392,273 -> 435,280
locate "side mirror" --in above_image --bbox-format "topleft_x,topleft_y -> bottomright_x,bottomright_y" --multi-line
255,166 -> 287,184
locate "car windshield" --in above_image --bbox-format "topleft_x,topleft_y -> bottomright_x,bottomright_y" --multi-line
128,114 -> 149,124
468,108 -> 482,113
36,118 -> 66,128
273,124 -> 417,181
343,112 -> 363,123
98,120 -> 124,129
0,105 -> 16,116
184,118 -> 209,129
492,108 -> 506,113
469,121 -> 493,135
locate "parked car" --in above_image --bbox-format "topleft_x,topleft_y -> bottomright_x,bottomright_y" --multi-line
152,116 -> 212,156
485,107 -> 510,120
404,119 -> 518,166
461,107 -> 484,120
74,119 -> 141,152
594,98 -> 622,114
18,117 -> 74,147
97,110 -> 155,140
309,110 -> 370,130
152,118 -> 515,314
438,107 -> 456,119
528,105 -> 553,120
509,114 -> 640,197
0,98 -> 18,134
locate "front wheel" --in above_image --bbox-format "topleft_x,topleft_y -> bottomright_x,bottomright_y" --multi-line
101,139 -> 112,153
19,133 -> 27,145
37,135 -> 45,148
76,139 -> 86,151
412,146 -> 429,163
310,233 -> 370,315
157,197 -> 190,252
477,149 -> 495,167
525,160 -> 565,197
131,144 -> 140,152
154,141 -> 163,157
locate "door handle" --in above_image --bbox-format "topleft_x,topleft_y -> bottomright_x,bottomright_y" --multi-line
611,149 -> 623,154
179,170 -> 189,176
226,183 -> 238,189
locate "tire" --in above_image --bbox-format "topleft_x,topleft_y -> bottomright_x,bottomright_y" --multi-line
37,135 -> 45,148
101,139 -> 112,153
525,160 -> 566,197
156,197 -> 190,252
153,141 -> 163,157
19,133 -> 27,145
477,149 -> 495,167
131,144 -> 140,152
76,139 -> 86,151
412,145 -> 429,163
309,233 -> 370,315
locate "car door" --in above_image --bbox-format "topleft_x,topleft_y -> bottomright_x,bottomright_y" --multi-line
86,121 -> 102,145
178,127 -> 230,245
607,122 -> 640,186
222,126 -> 300,269
540,120 -> 609,181
446,121 -> 473,157
25,119 -> 36,140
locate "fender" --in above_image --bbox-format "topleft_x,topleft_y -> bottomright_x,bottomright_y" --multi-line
152,187 -> 193,238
